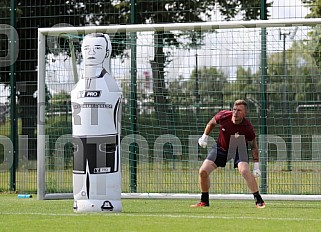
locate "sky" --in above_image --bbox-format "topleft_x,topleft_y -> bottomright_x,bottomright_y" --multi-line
271,0 -> 309,19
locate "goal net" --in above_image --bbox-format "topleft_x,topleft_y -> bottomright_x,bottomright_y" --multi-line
38,19 -> 321,200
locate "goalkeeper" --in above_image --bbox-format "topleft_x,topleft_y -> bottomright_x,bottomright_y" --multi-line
191,99 -> 265,208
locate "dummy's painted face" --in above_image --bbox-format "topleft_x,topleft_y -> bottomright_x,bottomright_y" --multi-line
82,37 -> 109,66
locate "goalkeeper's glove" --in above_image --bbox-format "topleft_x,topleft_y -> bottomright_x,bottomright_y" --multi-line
253,162 -> 261,178
198,134 -> 208,148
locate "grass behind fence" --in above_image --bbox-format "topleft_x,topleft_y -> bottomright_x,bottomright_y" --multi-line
2,161 -> 321,195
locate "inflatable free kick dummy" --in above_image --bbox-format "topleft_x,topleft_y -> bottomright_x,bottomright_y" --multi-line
71,33 -> 122,212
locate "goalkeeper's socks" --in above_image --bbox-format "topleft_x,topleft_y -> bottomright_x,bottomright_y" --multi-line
201,192 -> 209,206
253,191 -> 264,203
253,191 -> 266,208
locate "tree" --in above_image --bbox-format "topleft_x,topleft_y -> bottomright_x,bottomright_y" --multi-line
302,0 -> 321,68
190,66 -> 228,107
223,67 -> 260,105
168,66 -> 228,106
266,39 -> 321,110
302,0 -> 321,18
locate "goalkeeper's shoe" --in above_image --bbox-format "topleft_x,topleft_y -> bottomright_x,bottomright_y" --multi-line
256,201 -> 266,209
190,201 -> 209,207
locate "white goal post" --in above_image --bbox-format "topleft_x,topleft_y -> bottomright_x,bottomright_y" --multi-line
38,18 -> 321,200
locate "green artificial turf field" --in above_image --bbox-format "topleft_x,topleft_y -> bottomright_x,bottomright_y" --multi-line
0,194 -> 321,232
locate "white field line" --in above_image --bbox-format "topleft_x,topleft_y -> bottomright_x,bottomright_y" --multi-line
1,212 -> 321,222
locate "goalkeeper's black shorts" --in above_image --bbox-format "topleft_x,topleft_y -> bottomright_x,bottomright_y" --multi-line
206,144 -> 243,168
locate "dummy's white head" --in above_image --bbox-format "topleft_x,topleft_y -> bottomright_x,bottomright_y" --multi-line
82,33 -> 112,75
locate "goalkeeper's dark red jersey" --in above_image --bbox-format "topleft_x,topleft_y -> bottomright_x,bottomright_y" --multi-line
214,110 -> 255,151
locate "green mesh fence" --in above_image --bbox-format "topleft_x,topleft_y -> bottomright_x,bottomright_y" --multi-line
0,1 -> 320,197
